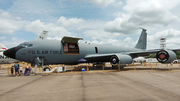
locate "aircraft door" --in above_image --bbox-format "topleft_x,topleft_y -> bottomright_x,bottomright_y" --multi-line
61,37 -> 82,55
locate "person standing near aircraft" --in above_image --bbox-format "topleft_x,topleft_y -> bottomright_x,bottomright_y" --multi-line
19,66 -> 23,75
14,62 -> 19,77
11,66 -> 14,76
24,66 -> 30,76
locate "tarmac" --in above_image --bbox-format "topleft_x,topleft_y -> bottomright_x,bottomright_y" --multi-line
0,64 -> 180,101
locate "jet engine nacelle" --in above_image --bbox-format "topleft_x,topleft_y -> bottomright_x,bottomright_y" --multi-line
156,50 -> 176,63
110,54 -> 133,65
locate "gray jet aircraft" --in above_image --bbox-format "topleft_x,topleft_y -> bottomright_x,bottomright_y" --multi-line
3,29 -> 180,69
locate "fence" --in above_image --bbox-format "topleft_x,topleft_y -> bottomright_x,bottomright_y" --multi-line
6,62 -> 180,76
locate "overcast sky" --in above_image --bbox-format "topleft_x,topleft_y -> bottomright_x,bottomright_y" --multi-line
0,0 -> 180,49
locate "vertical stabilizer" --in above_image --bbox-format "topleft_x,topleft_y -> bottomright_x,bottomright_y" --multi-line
134,29 -> 147,49
0,43 -> 7,52
35,30 -> 48,40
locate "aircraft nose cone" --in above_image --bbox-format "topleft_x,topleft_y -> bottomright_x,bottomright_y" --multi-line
3,47 -> 16,59
3,46 -> 23,59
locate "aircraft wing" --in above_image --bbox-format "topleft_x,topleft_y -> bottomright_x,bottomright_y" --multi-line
84,48 -> 180,63
83,49 -> 163,62
83,52 -> 150,63
35,30 -> 48,40
128,49 -> 161,56
83,52 -> 150,64
171,49 -> 180,53
130,48 -> 180,56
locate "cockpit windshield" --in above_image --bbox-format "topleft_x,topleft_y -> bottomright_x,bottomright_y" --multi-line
18,42 -> 33,48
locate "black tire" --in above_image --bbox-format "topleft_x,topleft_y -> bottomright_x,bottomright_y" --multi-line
112,65 -> 117,69
112,65 -> 124,69
43,67 -> 50,71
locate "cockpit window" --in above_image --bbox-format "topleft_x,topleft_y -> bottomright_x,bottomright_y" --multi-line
18,42 -> 33,48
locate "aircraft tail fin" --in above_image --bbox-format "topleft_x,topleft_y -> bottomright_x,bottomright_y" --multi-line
35,30 -> 48,40
0,43 -> 7,52
134,29 -> 147,49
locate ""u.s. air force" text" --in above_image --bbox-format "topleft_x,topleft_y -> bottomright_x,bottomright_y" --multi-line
30,50 -> 62,54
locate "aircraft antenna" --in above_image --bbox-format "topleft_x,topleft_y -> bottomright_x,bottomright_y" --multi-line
139,27 -> 147,31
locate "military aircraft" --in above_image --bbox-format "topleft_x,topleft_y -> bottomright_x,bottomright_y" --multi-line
0,43 -> 7,52
3,29 -> 180,70
0,30 -> 48,64
0,44 -> 19,64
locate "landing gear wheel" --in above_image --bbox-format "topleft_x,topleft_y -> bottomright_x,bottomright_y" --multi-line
43,67 -> 51,71
112,65 -> 124,70
112,65 -> 118,69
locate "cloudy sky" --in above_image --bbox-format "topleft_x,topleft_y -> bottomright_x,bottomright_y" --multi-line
0,0 -> 180,49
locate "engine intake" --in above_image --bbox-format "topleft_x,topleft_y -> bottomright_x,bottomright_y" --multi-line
156,50 -> 176,63
110,54 -> 132,65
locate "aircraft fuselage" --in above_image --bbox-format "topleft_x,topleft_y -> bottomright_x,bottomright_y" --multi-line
10,40 -> 142,65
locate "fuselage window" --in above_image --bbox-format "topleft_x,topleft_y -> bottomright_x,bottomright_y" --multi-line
95,47 -> 98,53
